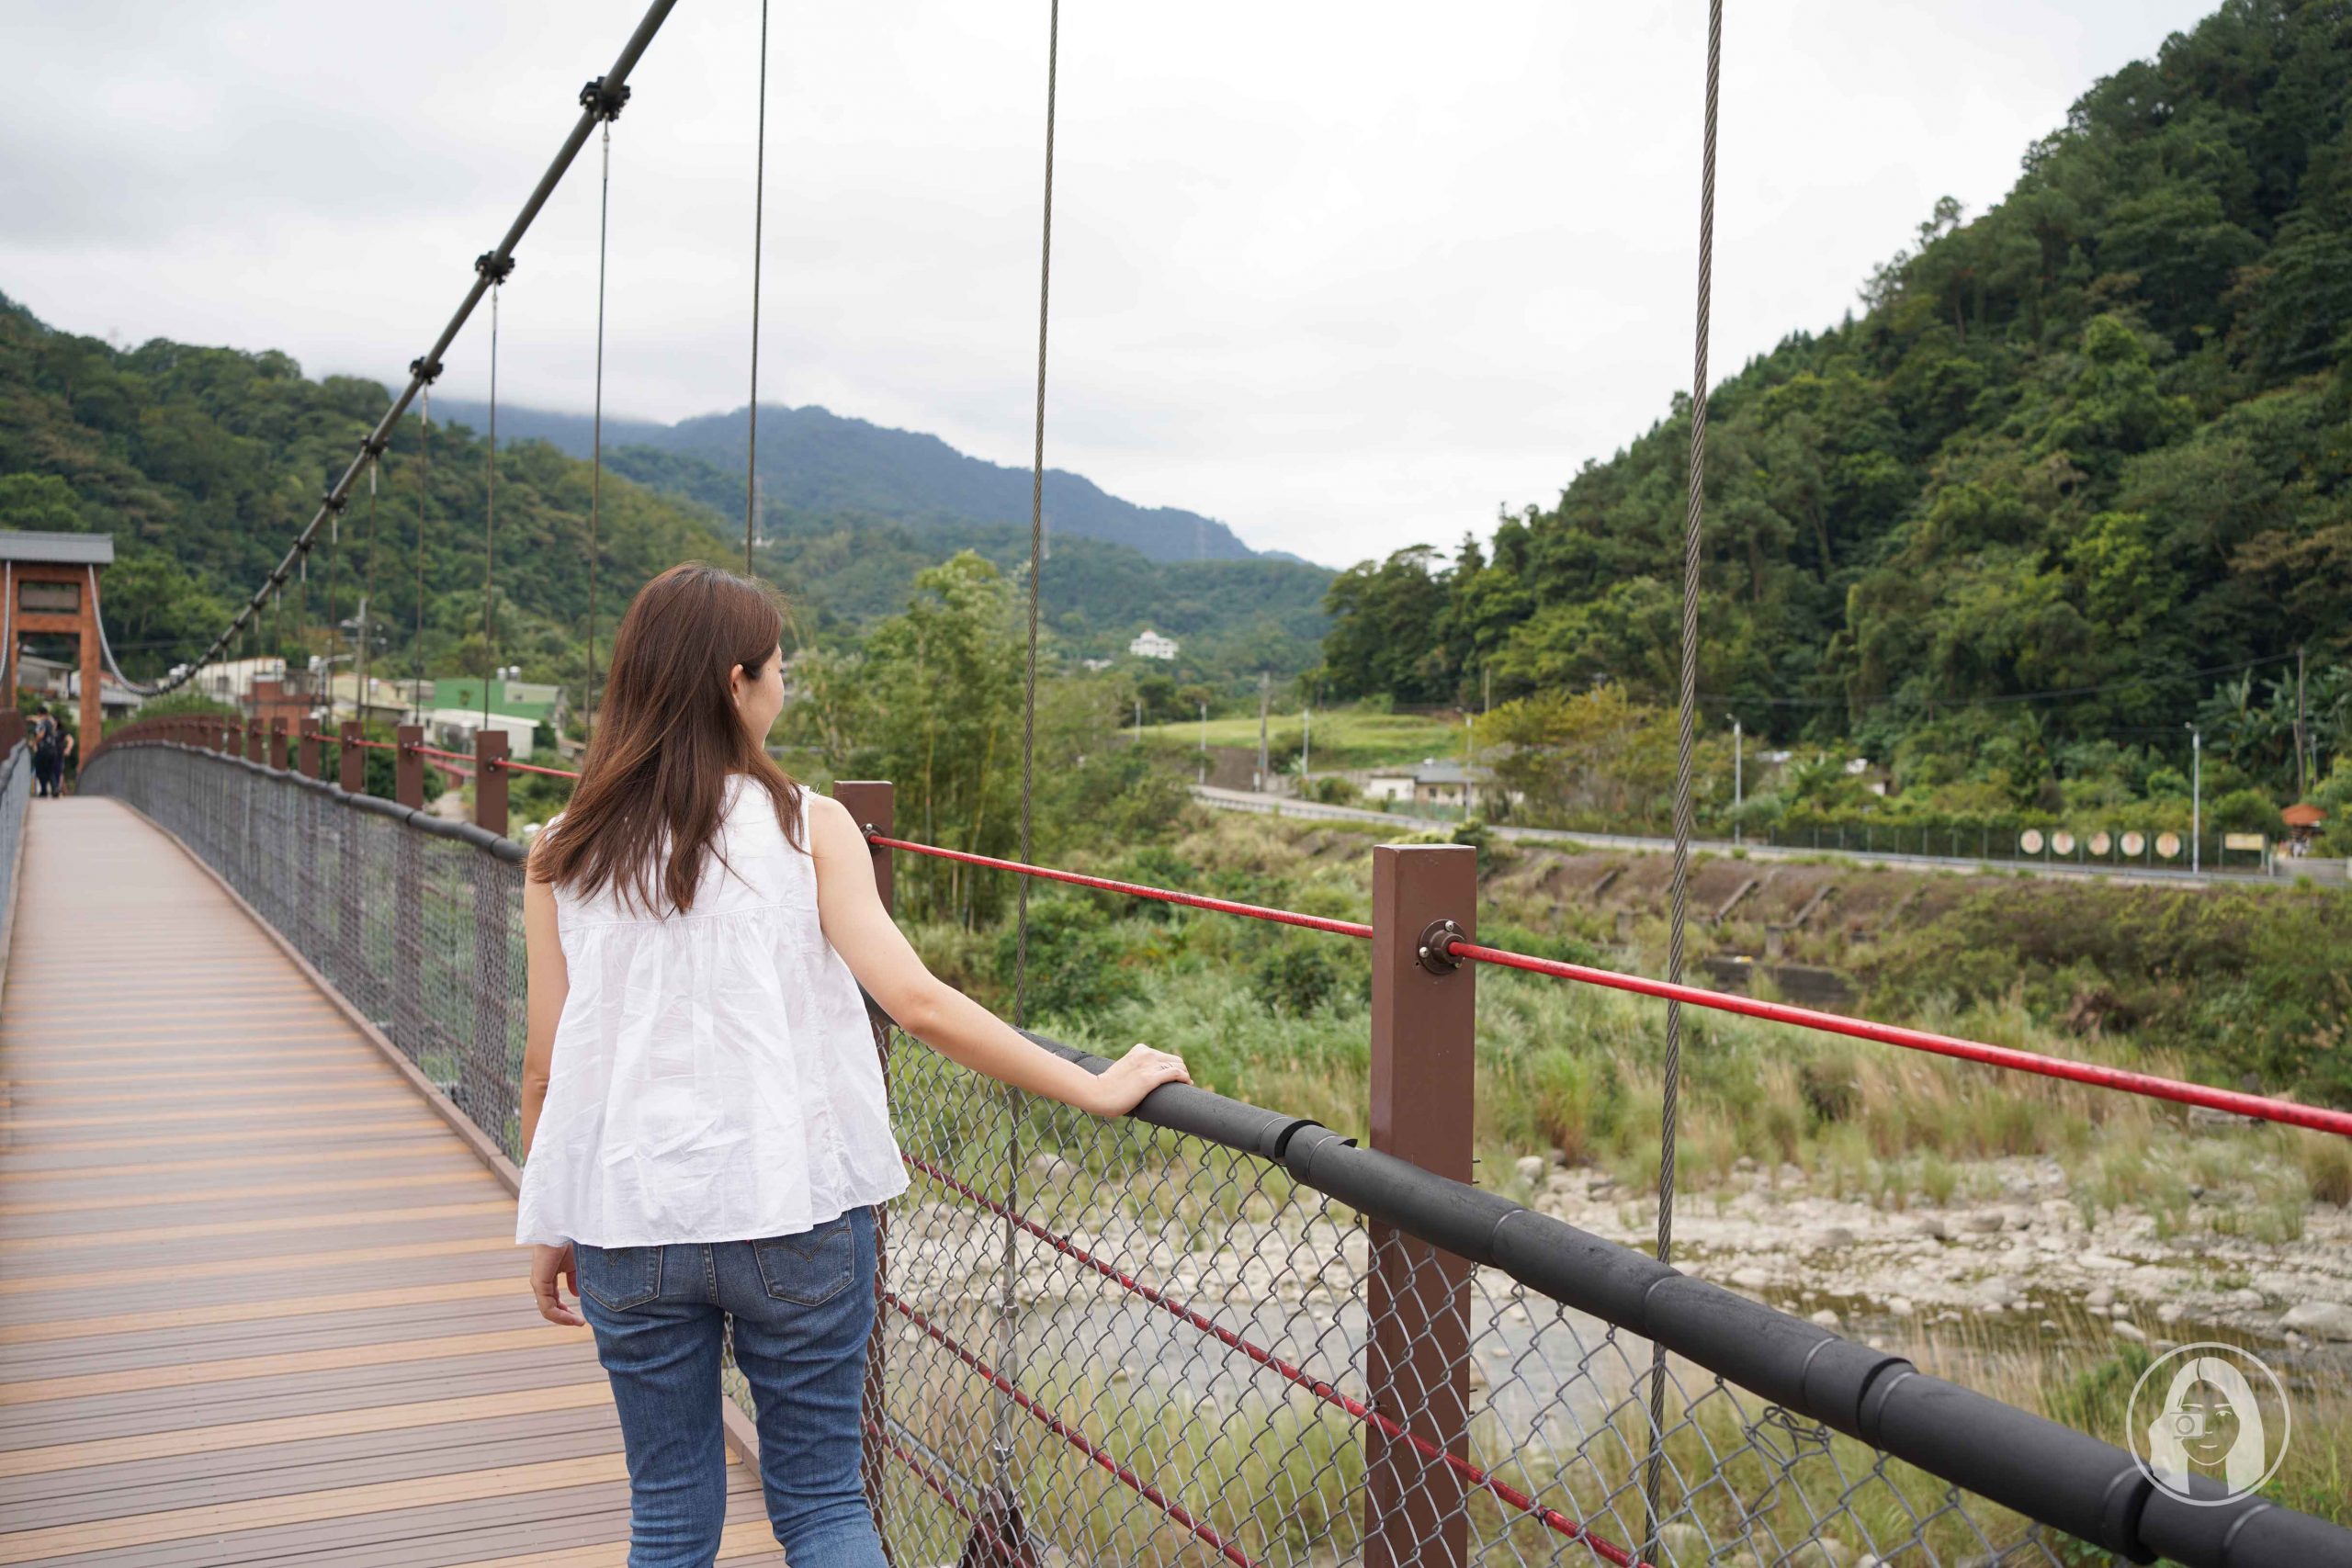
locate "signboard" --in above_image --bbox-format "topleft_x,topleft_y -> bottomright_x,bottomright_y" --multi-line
2089,831 -> 2112,855
2018,829 -> 2045,854
2052,831 -> 2077,855
2223,833 -> 2267,853
2121,831 -> 2146,856
2155,832 -> 2182,860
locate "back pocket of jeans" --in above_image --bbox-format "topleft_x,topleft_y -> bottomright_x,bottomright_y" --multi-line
752,1217 -> 854,1306
576,1244 -> 662,1312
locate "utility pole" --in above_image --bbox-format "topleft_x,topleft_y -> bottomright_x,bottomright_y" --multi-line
1302,703 -> 1311,777
1198,699 -> 1207,787
2189,723 -> 2202,876
1134,696 -> 1143,742
1733,717 -> 1743,845
1257,671 -> 1271,793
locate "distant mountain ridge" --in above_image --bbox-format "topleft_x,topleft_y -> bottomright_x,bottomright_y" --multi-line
430,398 -> 1261,564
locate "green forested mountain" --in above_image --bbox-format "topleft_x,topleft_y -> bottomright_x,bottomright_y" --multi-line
0,295 -> 1327,692
1323,0 -> 2352,807
434,396 -> 1271,565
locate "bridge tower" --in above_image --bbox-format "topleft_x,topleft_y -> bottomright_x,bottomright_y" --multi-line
0,531 -> 114,748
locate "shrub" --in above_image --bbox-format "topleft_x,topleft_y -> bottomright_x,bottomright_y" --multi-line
1251,938 -> 1340,1016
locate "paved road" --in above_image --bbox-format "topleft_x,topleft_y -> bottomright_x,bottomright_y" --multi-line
1188,784 -> 2330,889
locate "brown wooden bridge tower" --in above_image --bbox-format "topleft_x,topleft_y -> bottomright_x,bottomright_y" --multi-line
0,530 -> 115,748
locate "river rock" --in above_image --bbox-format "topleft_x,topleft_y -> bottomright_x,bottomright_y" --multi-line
1886,1295 -> 1915,1318
1954,1211 -> 2003,1235
1731,1266 -> 1771,1291
1907,1214 -> 1948,1240
2085,1286 -> 2115,1311
1810,1308 -> 1841,1330
1807,1226 -> 1858,1252
2113,1320 -> 2146,1342
2281,1302 -> 2352,1341
1513,1155 -> 1547,1186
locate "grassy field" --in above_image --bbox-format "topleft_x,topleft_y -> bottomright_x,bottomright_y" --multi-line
1137,706 -> 1464,773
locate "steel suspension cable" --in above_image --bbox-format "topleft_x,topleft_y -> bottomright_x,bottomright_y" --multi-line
358,456 -> 379,723
482,276 -> 503,737
413,386 -> 434,721
135,0 -> 679,697
989,0 -> 1064,1544
587,118 -> 615,739
1649,6 -> 1721,1541
744,0 -> 770,575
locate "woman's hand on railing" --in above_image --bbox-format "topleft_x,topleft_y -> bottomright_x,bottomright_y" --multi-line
531,1242 -> 585,1326
1080,1043 -> 1192,1117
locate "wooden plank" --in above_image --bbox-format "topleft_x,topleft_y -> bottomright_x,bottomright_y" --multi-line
0,1167 -> 496,1222
6,1095 -> 436,1131
0,1276 -> 522,1347
0,1325 -> 590,1404
454,1518 -> 787,1567
0,1382 -> 612,1480
0,1235 -> 515,1296
0,1452 -> 634,1562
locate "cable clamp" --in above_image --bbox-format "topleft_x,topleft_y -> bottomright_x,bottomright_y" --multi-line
411,356 -> 444,384
580,76 -> 631,121
475,252 -> 516,284
321,492 -> 348,514
1417,918 -> 1466,975
362,435 -> 390,457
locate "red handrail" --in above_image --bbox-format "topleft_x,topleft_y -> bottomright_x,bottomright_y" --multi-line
867,831 -> 2352,1140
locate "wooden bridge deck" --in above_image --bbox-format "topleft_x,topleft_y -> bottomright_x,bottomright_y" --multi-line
0,799 -> 786,1567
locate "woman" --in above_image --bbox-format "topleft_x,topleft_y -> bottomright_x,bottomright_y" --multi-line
518,564 -> 1187,1568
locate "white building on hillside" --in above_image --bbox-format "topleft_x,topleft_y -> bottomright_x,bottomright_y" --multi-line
1127,628 -> 1179,660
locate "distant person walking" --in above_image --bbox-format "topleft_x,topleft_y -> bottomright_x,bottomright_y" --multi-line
29,713 -> 68,798
516,564 -> 1190,1568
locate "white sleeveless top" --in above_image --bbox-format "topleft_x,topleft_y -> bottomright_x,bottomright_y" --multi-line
514,777 -> 908,1248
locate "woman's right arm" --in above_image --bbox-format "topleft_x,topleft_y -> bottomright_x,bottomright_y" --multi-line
806,792 -> 1189,1117
518,859 -> 569,1161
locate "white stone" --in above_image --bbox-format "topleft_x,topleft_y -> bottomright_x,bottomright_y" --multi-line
1731,1266 -> 1771,1291
1886,1296 -> 1915,1318
2281,1302 -> 2352,1341
2085,1287 -> 2117,1311
2112,1320 -> 2146,1343
1810,1308 -> 1841,1330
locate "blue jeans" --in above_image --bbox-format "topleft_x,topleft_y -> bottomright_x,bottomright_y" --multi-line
575,1208 -> 888,1568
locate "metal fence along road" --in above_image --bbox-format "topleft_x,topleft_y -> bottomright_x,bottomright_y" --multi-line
76,737 -> 2352,1568
1191,786 -> 2338,888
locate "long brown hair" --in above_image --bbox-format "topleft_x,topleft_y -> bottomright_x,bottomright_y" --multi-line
531,564 -> 802,914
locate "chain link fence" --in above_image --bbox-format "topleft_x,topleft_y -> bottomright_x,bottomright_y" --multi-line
0,742 -> 30,993
80,741 -> 2348,1568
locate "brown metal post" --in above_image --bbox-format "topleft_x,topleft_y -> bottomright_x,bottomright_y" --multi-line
299,718 -> 322,779
394,723 -> 424,810
834,781 -> 895,909
268,717 -> 289,772
1364,842 -> 1477,1568
339,721 -> 366,795
474,728 -> 509,839
832,780 -> 895,1527
246,719 -> 266,764
392,722 -> 426,1059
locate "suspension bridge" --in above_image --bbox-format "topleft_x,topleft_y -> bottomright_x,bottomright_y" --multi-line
5,1 -> 2352,1564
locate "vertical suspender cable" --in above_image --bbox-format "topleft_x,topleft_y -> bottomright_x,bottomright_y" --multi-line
744,0 -> 771,576
1645,0 -> 1722,1551
989,0 -> 1062,1548
587,118 -> 615,739
484,279 -> 502,737
360,461 -> 379,726
414,388 -> 434,721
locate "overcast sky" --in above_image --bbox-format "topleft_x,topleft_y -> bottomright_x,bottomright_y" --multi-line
5,1 -> 2217,568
